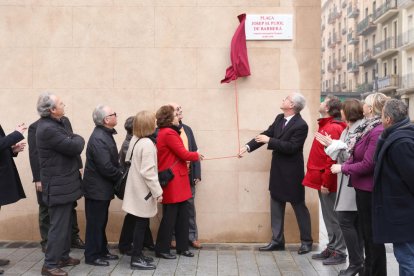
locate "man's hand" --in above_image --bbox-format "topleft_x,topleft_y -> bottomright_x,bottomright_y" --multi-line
238,146 -> 247,158
198,153 -> 205,161
12,141 -> 26,153
15,123 -> 27,134
330,164 -> 342,174
35,181 -> 42,192
255,134 -> 270,144
320,186 -> 329,194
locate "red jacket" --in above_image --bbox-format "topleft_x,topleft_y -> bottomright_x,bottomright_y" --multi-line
157,127 -> 199,204
302,117 -> 346,192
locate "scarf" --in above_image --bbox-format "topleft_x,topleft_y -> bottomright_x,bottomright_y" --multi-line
347,116 -> 382,154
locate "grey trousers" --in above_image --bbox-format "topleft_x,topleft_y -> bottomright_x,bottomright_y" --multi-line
44,202 -> 73,269
318,190 -> 346,255
188,184 -> 198,241
271,197 -> 313,245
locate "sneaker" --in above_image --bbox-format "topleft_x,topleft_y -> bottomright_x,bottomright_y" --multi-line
322,251 -> 347,265
311,248 -> 332,260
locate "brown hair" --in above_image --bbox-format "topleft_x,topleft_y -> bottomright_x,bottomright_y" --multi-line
325,94 -> 342,118
156,105 -> 175,128
341,99 -> 364,123
133,111 -> 156,138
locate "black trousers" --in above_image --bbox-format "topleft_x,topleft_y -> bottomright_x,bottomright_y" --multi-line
336,211 -> 364,266
44,202 -> 73,269
131,215 -> 149,256
118,213 -> 154,251
156,201 -> 190,253
355,189 -> 387,276
84,198 -> 110,262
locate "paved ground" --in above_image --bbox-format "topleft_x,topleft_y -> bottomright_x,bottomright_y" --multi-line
0,241 -> 399,275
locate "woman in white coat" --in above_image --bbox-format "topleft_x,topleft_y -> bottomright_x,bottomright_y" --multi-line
122,111 -> 163,270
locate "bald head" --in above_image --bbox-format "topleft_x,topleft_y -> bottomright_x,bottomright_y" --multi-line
168,102 -> 183,120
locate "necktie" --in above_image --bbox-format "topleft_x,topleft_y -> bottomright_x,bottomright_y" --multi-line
281,118 -> 287,130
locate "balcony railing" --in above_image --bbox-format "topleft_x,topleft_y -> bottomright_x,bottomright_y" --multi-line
335,32 -> 342,43
336,60 -> 342,70
328,37 -> 336,48
373,36 -> 398,57
348,5 -> 360,18
347,61 -> 360,73
333,84 -> 342,92
342,1 -> 347,8
357,15 -> 376,35
321,23 -> 326,31
342,28 -> 347,35
328,11 -> 337,24
322,46 -> 325,52
341,82 -> 347,89
397,0 -> 414,9
342,56 -> 347,62
400,73 -> 414,90
373,0 -> 398,22
359,49 -> 376,66
398,28 -> 414,49
328,62 -> 334,73
321,69 -> 325,74
356,82 -> 374,93
378,75 -> 399,91
347,31 -> 359,44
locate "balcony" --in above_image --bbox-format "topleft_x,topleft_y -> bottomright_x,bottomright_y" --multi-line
378,75 -> 399,92
397,0 -> 414,9
342,1 -> 347,8
321,46 -> 325,52
347,5 -> 360,18
347,31 -> 359,44
333,84 -> 342,92
336,10 -> 343,19
336,33 -> 342,44
347,61 -> 360,73
342,28 -> 347,35
328,11 -> 337,24
359,49 -> 376,66
398,28 -> 414,50
356,82 -> 374,93
357,15 -> 377,36
328,62 -> 335,73
373,0 -> 399,24
341,82 -> 347,89
321,69 -> 325,74
399,73 -> 414,92
342,56 -> 347,62
321,23 -> 325,31
373,36 -> 398,59
336,60 -> 342,70
328,37 -> 336,48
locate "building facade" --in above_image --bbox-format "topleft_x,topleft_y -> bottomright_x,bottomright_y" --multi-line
321,0 -> 414,118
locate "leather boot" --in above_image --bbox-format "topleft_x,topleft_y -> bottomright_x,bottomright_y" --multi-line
131,256 -> 156,270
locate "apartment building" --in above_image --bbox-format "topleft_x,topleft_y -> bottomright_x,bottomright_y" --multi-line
321,0 -> 414,118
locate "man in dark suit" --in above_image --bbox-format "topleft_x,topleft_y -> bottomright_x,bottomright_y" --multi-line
28,118 -> 86,254
239,92 -> 313,254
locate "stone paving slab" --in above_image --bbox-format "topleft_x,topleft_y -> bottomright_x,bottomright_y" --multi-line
0,242 -> 399,275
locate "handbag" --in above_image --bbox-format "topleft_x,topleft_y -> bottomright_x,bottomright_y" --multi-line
158,160 -> 178,188
114,139 -> 139,199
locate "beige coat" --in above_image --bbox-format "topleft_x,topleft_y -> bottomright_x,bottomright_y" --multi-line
122,136 -> 163,218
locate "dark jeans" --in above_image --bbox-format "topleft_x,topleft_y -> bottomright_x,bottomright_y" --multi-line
37,191 -> 81,247
336,211 -> 364,266
131,215 -> 150,256
393,241 -> 414,276
355,189 -> 387,276
156,201 -> 190,253
84,199 -> 110,262
118,213 -> 154,251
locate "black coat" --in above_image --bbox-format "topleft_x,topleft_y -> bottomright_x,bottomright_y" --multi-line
28,117 -> 83,205
373,118 -> 414,243
0,125 -> 26,206
82,126 -> 122,200
182,123 -> 201,184
36,117 -> 84,206
247,113 -> 308,203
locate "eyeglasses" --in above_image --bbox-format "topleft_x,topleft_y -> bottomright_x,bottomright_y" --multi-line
106,112 -> 117,118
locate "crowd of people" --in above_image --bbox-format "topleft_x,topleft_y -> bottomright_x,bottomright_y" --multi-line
1,91 -> 414,276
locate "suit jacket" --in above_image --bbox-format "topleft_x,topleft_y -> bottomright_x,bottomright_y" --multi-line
247,113 -> 308,203
0,125 -> 26,206
182,123 -> 201,184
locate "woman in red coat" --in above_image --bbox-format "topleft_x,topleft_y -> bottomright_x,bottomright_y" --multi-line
154,105 -> 202,259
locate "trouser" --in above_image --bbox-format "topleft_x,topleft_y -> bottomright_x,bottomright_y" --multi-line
37,191 -> 81,247
270,197 -> 313,245
155,201 -> 190,253
172,183 -> 198,242
336,211 -> 364,266
393,241 -> 414,276
84,199 -> 110,263
43,202 -> 73,269
131,215 -> 150,257
118,213 -> 154,251
318,191 -> 346,255
355,189 -> 386,276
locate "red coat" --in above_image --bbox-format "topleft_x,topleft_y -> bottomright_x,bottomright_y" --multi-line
157,127 -> 199,204
302,117 -> 346,192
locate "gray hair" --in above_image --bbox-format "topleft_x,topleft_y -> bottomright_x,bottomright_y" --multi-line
383,99 -> 408,124
291,92 -> 306,113
37,92 -> 56,117
92,105 -> 107,126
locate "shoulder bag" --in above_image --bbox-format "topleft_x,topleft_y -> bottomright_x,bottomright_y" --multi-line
114,139 -> 139,199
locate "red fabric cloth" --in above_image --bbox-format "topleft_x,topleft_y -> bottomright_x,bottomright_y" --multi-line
156,127 -> 199,204
302,117 -> 347,192
221,13 -> 251,83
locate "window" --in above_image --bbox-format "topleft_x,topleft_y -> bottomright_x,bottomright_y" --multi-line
393,58 -> 397,75
383,62 -> 387,77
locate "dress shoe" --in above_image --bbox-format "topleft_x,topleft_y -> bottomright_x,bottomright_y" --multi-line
0,259 -> 9,266
70,237 -> 85,249
339,264 -> 364,276
170,240 -> 176,249
119,248 -> 133,256
259,243 -> 285,251
312,247 -> 332,260
176,250 -> 194,257
41,266 -> 68,276
85,258 -> 109,266
190,240 -> 203,249
101,253 -> 119,261
58,257 -> 80,267
297,244 -> 312,255
144,244 -> 155,251
155,252 -> 177,259
322,251 -> 346,265
131,256 -> 156,270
